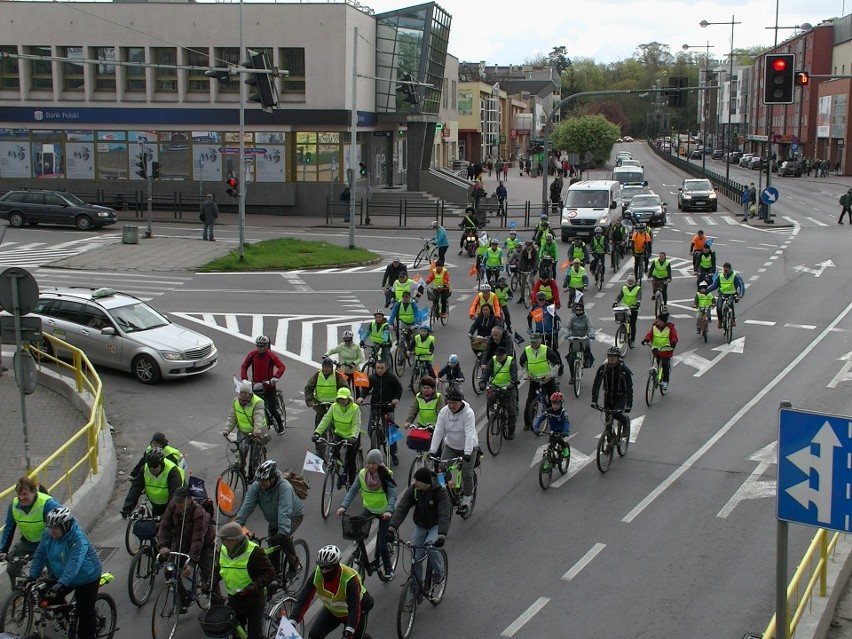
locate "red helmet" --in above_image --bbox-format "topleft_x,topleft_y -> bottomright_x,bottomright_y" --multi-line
550,392 -> 564,403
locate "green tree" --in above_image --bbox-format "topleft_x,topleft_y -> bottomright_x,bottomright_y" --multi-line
581,101 -> 630,134
548,46 -> 572,75
551,114 -> 621,166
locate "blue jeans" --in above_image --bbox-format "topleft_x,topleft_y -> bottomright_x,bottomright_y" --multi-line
411,524 -> 444,583
742,201 -> 750,220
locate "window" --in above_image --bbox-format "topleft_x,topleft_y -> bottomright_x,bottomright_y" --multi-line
152,48 -> 177,92
53,300 -> 87,325
0,46 -> 19,89
61,47 -> 85,91
186,47 -> 209,93
123,47 -> 146,92
214,48 -> 239,93
93,47 -> 116,90
43,193 -> 65,206
28,46 -> 52,90
295,132 -> 318,181
280,48 -> 305,94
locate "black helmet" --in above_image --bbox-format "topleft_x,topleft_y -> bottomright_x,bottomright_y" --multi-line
146,447 -> 165,466
255,460 -> 278,482
606,346 -> 621,358
446,387 -> 465,402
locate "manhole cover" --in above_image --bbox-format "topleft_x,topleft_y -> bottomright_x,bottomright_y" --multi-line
95,546 -> 118,564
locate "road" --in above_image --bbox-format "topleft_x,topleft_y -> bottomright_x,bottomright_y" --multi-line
6,142 -> 852,638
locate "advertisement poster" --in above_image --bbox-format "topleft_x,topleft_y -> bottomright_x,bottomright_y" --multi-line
458,89 -> 473,116
816,96 -> 831,138
194,145 -> 222,182
0,141 -> 32,178
33,142 -> 63,178
255,145 -> 285,182
66,142 -> 95,179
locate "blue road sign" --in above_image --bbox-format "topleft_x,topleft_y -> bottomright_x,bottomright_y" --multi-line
778,407 -> 852,532
761,186 -> 779,205
791,142 -> 799,153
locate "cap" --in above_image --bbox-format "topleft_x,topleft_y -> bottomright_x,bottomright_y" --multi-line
391,256 -> 400,263
336,387 -> 352,400
217,522 -> 246,540
414,467 -> 433,484
173,486 -> 190,500
238,380 -> 252,394
151,432 -> 167,446
366,449 -> 384,464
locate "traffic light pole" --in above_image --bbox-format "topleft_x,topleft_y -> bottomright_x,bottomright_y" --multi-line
238,0 -> 246,261
348,26 -> 358,250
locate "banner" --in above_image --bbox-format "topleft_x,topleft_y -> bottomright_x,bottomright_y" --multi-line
66,142 -> 95,179
353,370 -> 370,388
275,616 -> 304,639
530,308 -> 544,323
388,424 -> 403,445
216,479 -> 235,513
560,258 -> 570,271
303,450 -> 325,474
468,264 -> 478,277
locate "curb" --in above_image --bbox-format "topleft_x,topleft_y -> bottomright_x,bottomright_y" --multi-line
200,255 -> 383,273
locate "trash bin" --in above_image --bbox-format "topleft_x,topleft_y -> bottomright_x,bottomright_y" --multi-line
122,225 -> 139,244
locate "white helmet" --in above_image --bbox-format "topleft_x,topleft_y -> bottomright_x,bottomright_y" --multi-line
316,544 -> 342,567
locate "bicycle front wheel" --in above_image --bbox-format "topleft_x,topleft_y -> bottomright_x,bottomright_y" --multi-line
413,246 -> 429,269
394,344 -> 408,376
596,430 -> 614,473
128,544 -> 157,606
248,444 -> 268,483
486,411 -> 504,456
276,391 -> 287,430
596,264 -> 604,290
427,548 -> 449,606
264,596 -> 304,639
615,324 -> 628,358
725,309 -> 734,344
617,420 -> 630,457
287,539 -> 310,595
408,453 -> 428,485
397,580 -> 418,639
94,593 -> 118,639
645,369 -> 656,406
538,450 -> 553,489
471,357 -> 484,395
573,358 -> 582,398
0,589 -> 33,636
151,582 -> 179,639
557,442 -> 571,474
344,547 -> 367,582
216,467 -> 247,517
320,466 -> 337,519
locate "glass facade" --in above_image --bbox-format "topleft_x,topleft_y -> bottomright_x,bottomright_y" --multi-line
0,46 -> 19,90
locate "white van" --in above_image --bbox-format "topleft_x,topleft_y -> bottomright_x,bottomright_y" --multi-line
612,165 -> 646,186
560,180 -> 621,241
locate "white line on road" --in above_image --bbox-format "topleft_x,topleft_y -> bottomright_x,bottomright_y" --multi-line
749,275 -> 760,281
745,320 -> 776,326
500,597 -> 551,637
622,299 -> 852,524
561,543 -> 606,581
722,217 -> 740,225
784,323 -> 816,330
805,217 -> 829,227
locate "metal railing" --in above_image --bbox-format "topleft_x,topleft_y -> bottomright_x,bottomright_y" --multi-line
763,528 -> 841,638
0,333 -> 106,530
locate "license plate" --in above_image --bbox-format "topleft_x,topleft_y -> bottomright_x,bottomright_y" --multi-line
196,356 -> 216,368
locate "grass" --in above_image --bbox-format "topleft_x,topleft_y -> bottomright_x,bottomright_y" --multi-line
200,238 -> 379,271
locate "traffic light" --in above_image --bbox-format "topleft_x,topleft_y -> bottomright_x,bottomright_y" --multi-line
395,73 -> 420,106
151,162 -> 160,180
304,151 -> 312,164
225,174 -> 239,198
243,49 -> 278,112
795,71 -> 810,86
204,68 -> 231,83
134,152 -> 147,180
667,76 -> 687,108
359,162 -> 367,176
764,53 -> 795,104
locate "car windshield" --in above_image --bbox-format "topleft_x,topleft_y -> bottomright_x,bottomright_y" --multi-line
630,195 -> 661,208
684,180 -> 712,191
107,301 -> 170,333
564,191 -> 610,209
62,193 -> 85,205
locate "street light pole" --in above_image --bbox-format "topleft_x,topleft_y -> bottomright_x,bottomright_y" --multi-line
238,0 -> 246,261
701,16 -> 741,182
348,26 -> 358,250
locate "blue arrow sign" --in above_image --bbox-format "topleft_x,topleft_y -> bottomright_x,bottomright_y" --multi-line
778,407 -> 852,532
761,186 -> 779,205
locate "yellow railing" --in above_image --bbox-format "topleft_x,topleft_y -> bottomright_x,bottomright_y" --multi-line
763,528 -> 841,638
0,334 -> 106,520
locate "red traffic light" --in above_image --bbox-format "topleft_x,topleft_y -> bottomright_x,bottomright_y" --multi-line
772,58 -> 787,71
226,177 -> 237,188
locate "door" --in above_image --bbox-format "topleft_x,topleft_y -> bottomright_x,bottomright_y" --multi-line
42,192 -> 69,225
79,304 -> 123,369
22,192 -> 47,223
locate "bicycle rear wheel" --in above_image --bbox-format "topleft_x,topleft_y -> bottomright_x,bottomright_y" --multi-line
94,593 -> 117,639
0,590 -> 33,636
215,467 -> 246,517
460,471 -> 478,520
557,442 -> 571,474
394,344 -> 408,376
427,548 -> 448,606
596,263 -> 604,290
151,582 -> 179,639
596,430 -> 614,473
397,580 -> 418,639
125,517 -> 141,556
264,596 -> 304,639
645,369 -> 656,406
471,356 -> 483,395
573,358 -> 582,398
344,546 -> 367,582
538,450 -> 553,489
615,324 -> 628,358
286,539 -> 310,595
413,246 -> 429,269
320,466 -> 337,519
617,419 -> 630,457
486,411 -> 504,456
725,308 -> 734,344
128,544 -> 157,606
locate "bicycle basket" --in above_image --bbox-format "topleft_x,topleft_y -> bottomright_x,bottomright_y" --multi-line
613,307 -> 629,324
426,288 -> 436,302
132,518 -> 158,540
406,428 -> 433,452
341,515 -> 373,541
198,605 -> 236,639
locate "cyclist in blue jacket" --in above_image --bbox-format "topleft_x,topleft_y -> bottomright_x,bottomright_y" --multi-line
533,392 -> 571,458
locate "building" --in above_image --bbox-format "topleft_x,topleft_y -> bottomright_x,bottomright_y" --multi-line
711,64 -> 750,156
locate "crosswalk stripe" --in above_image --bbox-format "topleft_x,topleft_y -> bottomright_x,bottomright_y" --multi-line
805,217 -> 828,227
683,217 -> 697,226
722,217 -> 740,225
701,216 -> 717,225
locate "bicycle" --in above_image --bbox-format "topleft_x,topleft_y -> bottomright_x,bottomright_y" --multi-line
395,540 -> 448,639
412,237 -> 438,269
632,251 -> 646,280
482,264 -> 502,288
524,375 -> 553,427
512,269 -> 535,309
360,343 -> 381,378
427,286 -> 449,327
150,551 -> 211,639
409,357 -> 433,392
316,436 -> 364,519
720,294 -> 737,344
565,336 -> 588,398
696,305 -> 713,343
199,594 -> 305,639
611,240 -> 624,270
127,517 -> 164,606
649,278 -> 668,317
469,336 -> 487,396
564,285 -> 586,307
405,424 -> 436,484
1,573 -> 118,639
645,345 -> 673,406
262,593 -> 305,639
613,305 -> 635,357
125,499 -> 155,556
429,454 -> 479,520
367,403 -> 396,465
537,427 -> 570,490
252,381 -> 286,434
248,533 -> 310,597
341,514 -> 400,583
215,433 -> 267,518
393,325 -> 415,377
593,405 -> 629,473
485,386 -> 513,456
592,255 -> 606,290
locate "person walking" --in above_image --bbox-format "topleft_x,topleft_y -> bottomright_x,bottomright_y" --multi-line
839,188 -> 852,224
495,181 -> 507,217
200,193 -> 219,241
502,160 -> 509,181
748,183 -> 757,219
740,185 -> 750,222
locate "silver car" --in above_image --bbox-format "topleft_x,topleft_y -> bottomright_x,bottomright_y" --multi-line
31,287 -> 218,384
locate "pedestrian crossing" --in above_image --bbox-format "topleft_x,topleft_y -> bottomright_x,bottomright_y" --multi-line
288,256 -> 461,275
0,234 -> 122,267
34,268 -> 192,301
674,214 -> 741,227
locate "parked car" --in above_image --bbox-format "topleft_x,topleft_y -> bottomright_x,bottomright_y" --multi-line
30,287 -> 218,384
712,149 -> 725,160
620,159 -> 642,168
623,136 -> 634,143
748,156 -> 765,170
727,151 -> 743,164
738,154 -> 754,167
0,189 -> 118,231
678,178 -> 718,212
777,160 -> 803,177
689,150 -> 702,160
626,193 -> 667,227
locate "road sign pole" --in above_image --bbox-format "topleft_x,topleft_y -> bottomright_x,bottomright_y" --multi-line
10,275 -> 32,471
776,400 -> 792,639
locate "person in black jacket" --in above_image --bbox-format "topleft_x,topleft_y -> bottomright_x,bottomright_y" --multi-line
481,324 -> 514,363
387,466 -> 450,585
356,361 -> 403,465
381,258 -> 409,308
591,346 -> 634,438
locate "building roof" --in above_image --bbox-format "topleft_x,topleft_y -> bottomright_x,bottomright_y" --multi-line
498,79 -> 558,98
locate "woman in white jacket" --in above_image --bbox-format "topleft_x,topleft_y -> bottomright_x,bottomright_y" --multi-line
429,387 -> 479,515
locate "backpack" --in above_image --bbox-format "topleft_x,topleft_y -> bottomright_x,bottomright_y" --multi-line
841,194 -> 850,207
283,472 -> 310,500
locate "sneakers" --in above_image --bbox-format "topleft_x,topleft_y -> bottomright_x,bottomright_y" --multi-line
276,423 -> 285,435
717,321 -> 723,329
286,562 -> 302,581
660,382 -> 668,391
337,476 -> 347,489
391,455 -> 400,467
432,572 -> 445,585
383,568 -> 395,580
457,496 -> 472,515
457,250 -> 463,255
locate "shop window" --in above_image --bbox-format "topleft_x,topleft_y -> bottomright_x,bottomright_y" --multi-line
152,48 -> 177,92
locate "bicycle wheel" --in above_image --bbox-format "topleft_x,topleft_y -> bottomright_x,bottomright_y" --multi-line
645,369 -> 656,406
615,324 -> 628,358
387,537 -> 401,577
596,430 -> 614,473
427,548 -> 449,606
486,411 -> 504,456
394,344 -> 408,376
429,302 -> 438,328
276,391 -> 287,430
216,466 -> 247,518
151,582 -> 179,639
287,539 -> 310,594
128,544 -> 157,606
248,444 -> 268,484
408,453 -> 427,485
94,593 -> 118,639
439,301 -> 448,326
538,450 -> 553,489
471,356 -> 483,395
460,471 -> 478,520
573,358 -> 582,398
557,442 -> 571,474
0,590 -> 33,636
617,419 -> 630,457
344,547 -> 367,582
397,579 -> 418,639
320,466 -> 337,519
725,308 -> 734,344
596,263 -> 604,290
264,596 -> 304,639
413,246 -> 429,269
654,292 -> 663,317
361,359 -> 376,378
125,517 -> 141,556
526,396 -> 541,430
521,277 -> 530,309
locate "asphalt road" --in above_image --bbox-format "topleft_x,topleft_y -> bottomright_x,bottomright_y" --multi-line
6,143 -> 852,638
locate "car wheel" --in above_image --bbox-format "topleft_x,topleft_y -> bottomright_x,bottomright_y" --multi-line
677,201 -> 682,211
30,337 -> 54,361
8,212 -> 25,228
75,215 -> 94,231
561,231 -> 571,242
710,205 -> 717,212
132,354 -> 162,384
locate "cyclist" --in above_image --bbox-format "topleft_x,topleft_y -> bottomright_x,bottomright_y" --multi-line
493,276 -> 513,332
695,243 -> 717,286
26,508 -> 102,639
689,230 -> 708,271
531,270 -> 561,308
315,388 -> 362,484
532,214 -> 550,246
694,281 -> 715,333
404,375 -> 445,430
409,324 -> 436,391
532,392 -> 572,460
305,358 -> 349,425
538,234 -> 558,278
458,208 -> 479,255
130,432 -> 185,481
482,237 -> 504,286
429,387 -> 479,515
431,220 -> 449,263
240,335 -> 286,434
707,262 -> 745,328
325,330 -> 364,378
591,347 -> 634,438
519,333 -> 561,431
589,226 -> 609,281
156,486 -> 214,604
474,230 -> 490,271
568,236 -> 589,265
480,346 -> 519,438
387,466 -> 449,587
356,360 -> 403,466
641,312 -> 678,392
608,219 -> 627,269
381,257 -> 409,308
389,290 -> 420,350
391,272 -> 423,304
436,354 -> 465,389
528,292 -> 562,364
222,380 -> 269,472
482,324 -> 515,364
612,274 -> 642,348
469,283 -> 503,320
562,257 -> 588,305
0,477 -> 63,586
213,522 -> 276,639
469,304 -> 500,352
648,250 -> 672,305
121,447 -> 183,519
564,302 -> 596,383
361,309 -> 392,365
425,259 -> 451,319
630,222 -> 652,279
289,545 -> 374,639
505,229 -> 521,253
336,448 -> 398,579
235,460 -> 304,581
516,241 -> 539,298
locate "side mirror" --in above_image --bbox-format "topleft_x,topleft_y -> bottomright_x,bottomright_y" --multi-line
643,181 -> 648,186
677,187 -> 683,192
101,327 -> 116,336
609,201 -> 617,210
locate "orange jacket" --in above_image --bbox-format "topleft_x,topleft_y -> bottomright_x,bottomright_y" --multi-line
469,292 -> 502,319
426,267 -> 451,289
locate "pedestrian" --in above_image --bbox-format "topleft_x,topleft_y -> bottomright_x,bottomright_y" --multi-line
562,158 -> 569,176
495,159 -> 503,177
821,159 -> 829,178
524,158 -> 531,176
519,158 -> 524,177
200,193 -> 218,241
740,185 -> 750,222
495,181 -> 507,217
839,188 -> 852,224
340,186 -> 351,223
834,160 -> 841,176
466,163 -> 474,180
502,160 -> 509,181
486,158 -> 493,177
431,220 -> 449,262
748,183 -> 757,218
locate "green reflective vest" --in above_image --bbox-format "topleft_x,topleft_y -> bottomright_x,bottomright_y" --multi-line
505,238 -> 520,252
524,345 -> 550,377
218,540 -> 257,594
430,268 -> 448,287
696,292 -> 714,308
357,467 -> 393,514
397,302 -> 416,325
415,392 -> 441,425
652,325 -> 671,350
592,236 -> 606,254
719,271 -> 737,295
699,252 -> 713,269
329,402 -> 360,439
144,458 -> 177,505
315,371 -> 339,402
393,280 -> 412,302
494,286 -> 510,306
234,395 -> 265,433
567,267 -> 586,289
312,564 -> 365,618
12,491 -> 52,543
571,244 -> 585,261
414,334 -> 435,361
491,356 -> 514,387
370,320 -> 388,345
485,247 -> 503,267
651,259 -> 670,279
621,285 -> 640,308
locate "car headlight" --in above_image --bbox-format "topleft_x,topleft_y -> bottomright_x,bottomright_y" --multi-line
97,211 -> 111,217
599,215 -> 608,225
682,194 -> 692,200
708,193 -> 717,199
159,351 -> 183,361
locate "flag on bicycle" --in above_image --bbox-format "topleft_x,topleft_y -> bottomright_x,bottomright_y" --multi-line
352,370 -> 370,388
468,263 -> 477,277
303,450 -> 325,474
216,479 -> 235,513
416,307 -> 430,324
275,615 -> 303,639
560,258 -> 570,271
358,322 -> 370,343
387,423 -> 403,445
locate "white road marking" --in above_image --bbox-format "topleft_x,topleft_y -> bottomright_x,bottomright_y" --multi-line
722,217 -> 740,225
784,323 -> 816,330
561,543 -> 606,581
717,442 -> 777,518
701,216 -> 718,225
805,217 -> 829,227
500,597 -> 551,637
745,320 -> 775,326
683,217 -> 697,226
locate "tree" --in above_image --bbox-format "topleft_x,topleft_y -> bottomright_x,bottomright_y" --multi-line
581,101 -> 630,134
548,46 -> 572,75
551,114 -> 621,167
633,42 -> 674,72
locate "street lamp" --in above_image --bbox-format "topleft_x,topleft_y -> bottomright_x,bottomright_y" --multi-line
683,42 -> 715,171
701,16 -> 741,182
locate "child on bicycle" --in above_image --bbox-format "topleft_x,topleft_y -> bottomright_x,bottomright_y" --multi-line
532,392 -> 571,459
437,355 -> 465,388
693,281 -> 715,333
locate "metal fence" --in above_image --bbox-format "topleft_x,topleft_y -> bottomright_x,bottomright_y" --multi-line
326,198 -> 539,229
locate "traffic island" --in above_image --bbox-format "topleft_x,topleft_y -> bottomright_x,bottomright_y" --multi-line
200,238 -> 380,272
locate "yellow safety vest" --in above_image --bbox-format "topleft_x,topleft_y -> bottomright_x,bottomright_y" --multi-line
393,280 -> 411,301
12,491 -> 52,543
494,286 -> 510,306
651,325 -> 671,350
370,320 -> 388,345
621,285 -> 640,307
312,564 -> 365,619
696,292 -> 714,308
397,302 -> 416,325
538,286 -> 553,302
145,443 -> 183,469
144,458 -> 177,506
651,259 -> 670,279
329,402 -> 360,439
592,236 -> 606,254
357,468 -> 393,514
571,244 -> 585,261
524,345 -> 550,377
414,334 -> 435,361
719,271 -> 737,295
218,540 -> 258,594
415,392 -> 441,425
315,371 -> 339,402
505,238 -> 520,251
491,356 -> 514,387
699,253 -> 713,269
567,267 -> 586,289
234,395 -> 265,434
485,247 -> 503,268
431,268 -> 448,287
